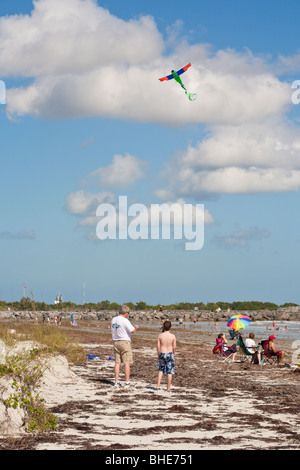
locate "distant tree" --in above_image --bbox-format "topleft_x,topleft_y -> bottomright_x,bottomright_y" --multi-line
204,303 -> 219,311
20,297 -> 32,310
216,302 -> 231,310
280,302 -> 298,308
36,302 -> 47,311
98,300 -> 111,310
262,302 -> 278,310
109,302 -> 121,310
135,301 -> 147,310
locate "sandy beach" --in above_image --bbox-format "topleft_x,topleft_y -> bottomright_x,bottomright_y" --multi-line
0,319 -> 299,451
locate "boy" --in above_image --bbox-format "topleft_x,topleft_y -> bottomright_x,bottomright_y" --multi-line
157,320 -> 176,391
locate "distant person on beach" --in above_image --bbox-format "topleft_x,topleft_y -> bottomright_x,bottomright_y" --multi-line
268,335 -> 285,365
228,328 -> 237,340
111,304 -> 139,387
156,320 -> 176,391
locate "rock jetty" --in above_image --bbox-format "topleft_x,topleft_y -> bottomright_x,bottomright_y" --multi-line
0,307 -> 300,323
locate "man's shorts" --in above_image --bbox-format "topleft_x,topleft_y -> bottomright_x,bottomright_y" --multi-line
113,341 -> 133,364
158,352 -> 175,375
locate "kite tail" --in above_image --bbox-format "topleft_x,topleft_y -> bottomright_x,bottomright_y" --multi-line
185,91 -> 197,101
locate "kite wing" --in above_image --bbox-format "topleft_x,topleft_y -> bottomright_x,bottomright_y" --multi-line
159,63 -> 191,82
175,63 -> 192,76
159,72 -> 175,82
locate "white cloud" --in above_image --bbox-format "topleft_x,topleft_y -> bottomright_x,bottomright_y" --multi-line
64,190 -> 115,216
6,58 -> 290,124
158,120 -> 300,195
2,0 -> 300,199
65,190 -> 215,240
85,153 -> 146,188
0,0 -> 163,77
276,52 -> 300,75
0,0 -> 291,125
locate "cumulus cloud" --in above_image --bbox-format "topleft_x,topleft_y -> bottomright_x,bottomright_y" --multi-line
2,0 -> 299,199
64,190 -> 115,216
85,153 -> 146,188
65,189 -> 215,241
0,0 -> 291,125
0,0 -> 163,77
157,120 -> 300,195
6,56 -> 290,124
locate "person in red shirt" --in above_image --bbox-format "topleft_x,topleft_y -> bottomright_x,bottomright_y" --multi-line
268,335 -> 285,365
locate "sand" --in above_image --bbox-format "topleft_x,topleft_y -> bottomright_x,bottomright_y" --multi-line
0,320 -> 299,450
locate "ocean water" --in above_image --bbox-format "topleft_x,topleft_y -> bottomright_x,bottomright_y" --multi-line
141,320 -> 300,342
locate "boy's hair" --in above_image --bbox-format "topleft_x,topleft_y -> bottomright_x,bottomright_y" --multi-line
163,320 -> 171,331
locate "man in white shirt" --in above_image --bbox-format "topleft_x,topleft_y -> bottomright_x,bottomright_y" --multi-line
111,304 -> 139,387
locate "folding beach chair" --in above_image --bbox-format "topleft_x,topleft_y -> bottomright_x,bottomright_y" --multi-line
260,340 -> 278,365
236,335 -> 254,363
212,342 -> 237,362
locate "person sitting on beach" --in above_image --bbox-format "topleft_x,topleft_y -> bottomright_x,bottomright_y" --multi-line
157,321 -> 176,391
244,332 -> 261,365
228,328 -> 238,340
213,333 -> 237,362
268,335 -> 285,365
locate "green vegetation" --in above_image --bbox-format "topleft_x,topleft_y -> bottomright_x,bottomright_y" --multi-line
0,322 -> 86,434
0,348 -> 58,433
0,298 -> 297,312
0,322 -> 86,364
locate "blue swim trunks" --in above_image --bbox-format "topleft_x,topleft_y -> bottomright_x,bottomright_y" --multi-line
158,352 -> 175,375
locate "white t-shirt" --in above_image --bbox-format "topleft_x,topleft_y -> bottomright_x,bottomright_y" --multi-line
111,315 -> 135,342
244,338 -> 256,353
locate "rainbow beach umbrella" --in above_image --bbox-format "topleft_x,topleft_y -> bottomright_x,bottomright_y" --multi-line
227,314 -> 251,331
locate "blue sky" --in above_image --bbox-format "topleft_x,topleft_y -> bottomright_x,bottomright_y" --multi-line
1,0 -> 300,305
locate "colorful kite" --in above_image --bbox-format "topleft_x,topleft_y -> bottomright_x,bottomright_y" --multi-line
159,63 -> 196,101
